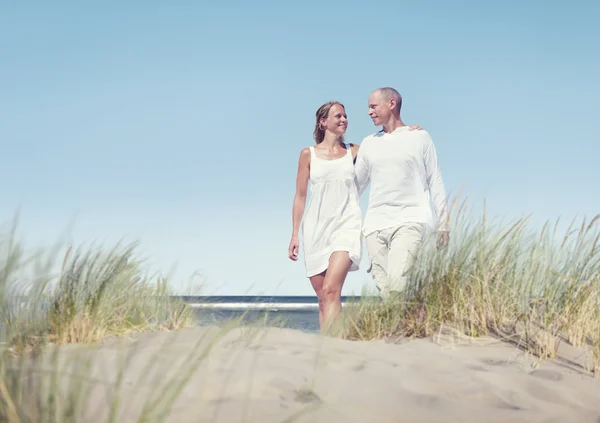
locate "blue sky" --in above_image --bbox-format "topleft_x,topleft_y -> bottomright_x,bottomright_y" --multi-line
1,1 -> 599,296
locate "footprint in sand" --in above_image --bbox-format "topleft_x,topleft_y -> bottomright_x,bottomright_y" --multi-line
413,393 -> 442,409
351,361 -> 367,372
248,344 -> 277,352
294,388 -> 322,404
529,369 -> 563,382
525,380 -> 570,406
480,358 -> 516,367
466,364 -> 488,372
485,392 -> 525,411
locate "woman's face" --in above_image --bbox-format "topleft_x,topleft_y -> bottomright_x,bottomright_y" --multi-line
321,104 -> 348,136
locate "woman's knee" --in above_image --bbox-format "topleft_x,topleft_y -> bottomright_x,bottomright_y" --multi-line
322,284 -> 341,301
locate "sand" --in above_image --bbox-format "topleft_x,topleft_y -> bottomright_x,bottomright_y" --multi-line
19,325 -> 600,422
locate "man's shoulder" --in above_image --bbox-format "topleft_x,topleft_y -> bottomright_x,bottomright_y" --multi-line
360,130 -> 384,144
415,129 -> 433,139
390,127 -> 431,139
406,129 -> 435,148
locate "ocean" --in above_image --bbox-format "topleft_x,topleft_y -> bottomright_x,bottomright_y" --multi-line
176,295 -> 365,333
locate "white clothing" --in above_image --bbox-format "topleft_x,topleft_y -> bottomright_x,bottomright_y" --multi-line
365,222 -> 426,299
354,127 -> 449,236
301,144 -> 362,277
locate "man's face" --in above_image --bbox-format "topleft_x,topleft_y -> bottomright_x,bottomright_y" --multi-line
368,91 -> 392,126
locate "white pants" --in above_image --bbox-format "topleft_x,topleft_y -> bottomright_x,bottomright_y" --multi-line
365,222 -> 426,300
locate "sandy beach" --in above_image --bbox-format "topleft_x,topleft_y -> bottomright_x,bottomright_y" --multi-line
17,325 -> 600,423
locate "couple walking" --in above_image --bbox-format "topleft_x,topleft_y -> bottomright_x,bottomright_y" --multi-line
288,87 -> 450,330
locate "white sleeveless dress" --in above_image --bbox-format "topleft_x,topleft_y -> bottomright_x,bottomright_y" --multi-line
301,144 -> 363,277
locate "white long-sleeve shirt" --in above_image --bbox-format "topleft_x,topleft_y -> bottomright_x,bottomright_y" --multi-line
354,126 -> 449,236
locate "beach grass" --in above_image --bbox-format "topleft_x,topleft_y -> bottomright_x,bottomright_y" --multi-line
0,218 -> 205,421
0,321 -> 247,422
2,196 -> 600,421
0,228 -> 193,352
0,217 -> 296,421
342,198 -> 600,376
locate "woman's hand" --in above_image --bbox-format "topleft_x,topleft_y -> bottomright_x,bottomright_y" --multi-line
288,236 -> 299,261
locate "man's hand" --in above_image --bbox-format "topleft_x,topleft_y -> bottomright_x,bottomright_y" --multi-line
288,236 -> 299,261
408,124 -> 424,131
437,231 -> 449,249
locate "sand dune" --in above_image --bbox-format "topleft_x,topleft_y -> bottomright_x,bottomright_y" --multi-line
24,326 -> 600,422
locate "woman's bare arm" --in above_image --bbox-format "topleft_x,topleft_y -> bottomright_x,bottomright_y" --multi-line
289,148 -> 310,260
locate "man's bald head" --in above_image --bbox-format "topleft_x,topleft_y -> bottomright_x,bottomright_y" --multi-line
371,87 -> 402,115
368,87 -> 405,131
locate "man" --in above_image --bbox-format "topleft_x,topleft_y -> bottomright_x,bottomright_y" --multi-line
354,87 -> 449,301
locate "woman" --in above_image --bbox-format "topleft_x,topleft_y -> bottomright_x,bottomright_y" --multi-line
288,101 -> 361,331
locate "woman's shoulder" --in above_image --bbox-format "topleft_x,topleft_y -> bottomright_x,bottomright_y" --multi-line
298,146 -> 312,163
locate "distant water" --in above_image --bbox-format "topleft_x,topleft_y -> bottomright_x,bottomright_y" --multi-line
174,296 -> 366,333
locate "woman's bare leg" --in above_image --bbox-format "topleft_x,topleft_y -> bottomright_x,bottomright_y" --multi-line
309,272 -> 326,328
321,251 -> 352,331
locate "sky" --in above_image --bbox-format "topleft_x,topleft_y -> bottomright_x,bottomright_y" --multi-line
1,1 -> 599,296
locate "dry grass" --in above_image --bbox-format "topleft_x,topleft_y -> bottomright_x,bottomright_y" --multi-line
0,217 -> 233,422
2,195 -> 599,421
343,198 -> 600,376
46,244 -> 191,347
0,323 -> 242,423
0,221 -> 192,353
